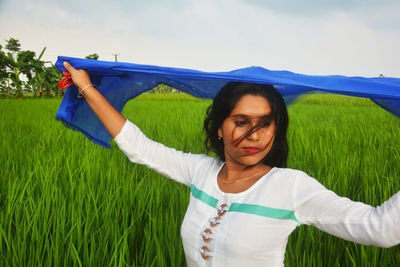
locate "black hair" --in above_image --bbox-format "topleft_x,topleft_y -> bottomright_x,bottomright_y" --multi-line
204,82 -> 289,167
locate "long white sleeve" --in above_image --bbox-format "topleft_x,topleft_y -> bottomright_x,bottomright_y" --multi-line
293,172 -> 400,248
113,119 -> 211,187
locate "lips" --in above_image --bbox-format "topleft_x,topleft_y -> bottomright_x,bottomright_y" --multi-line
243,147 -> 261,154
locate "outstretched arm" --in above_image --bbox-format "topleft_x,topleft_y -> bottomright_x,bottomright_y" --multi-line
63,61 -> 126,138
293,173 -> 400,248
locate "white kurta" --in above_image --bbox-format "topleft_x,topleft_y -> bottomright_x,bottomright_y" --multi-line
114,119 -> 400,267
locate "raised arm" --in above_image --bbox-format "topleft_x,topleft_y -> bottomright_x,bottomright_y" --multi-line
63,61 -> 126,138
62,61 -> 215,187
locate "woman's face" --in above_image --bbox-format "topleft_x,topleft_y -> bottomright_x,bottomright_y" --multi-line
218,94 -> 276,168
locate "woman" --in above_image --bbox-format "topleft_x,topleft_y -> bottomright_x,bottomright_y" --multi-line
63,61 -> 400,266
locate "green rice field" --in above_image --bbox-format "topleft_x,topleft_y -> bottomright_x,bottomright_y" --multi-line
0,93 -> 399,266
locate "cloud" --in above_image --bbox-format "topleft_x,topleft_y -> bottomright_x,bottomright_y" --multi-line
0,0 -> 399,77
239,0 -> 398,16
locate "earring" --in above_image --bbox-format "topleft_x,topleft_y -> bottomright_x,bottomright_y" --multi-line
218,136 -> 222,141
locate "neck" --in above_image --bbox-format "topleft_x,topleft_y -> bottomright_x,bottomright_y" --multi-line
222,163 -> 271,183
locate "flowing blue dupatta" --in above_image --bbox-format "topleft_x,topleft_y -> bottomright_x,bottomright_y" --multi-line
55,56 -> 400,148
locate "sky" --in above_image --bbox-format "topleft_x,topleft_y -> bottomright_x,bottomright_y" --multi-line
1,0 -> 399,77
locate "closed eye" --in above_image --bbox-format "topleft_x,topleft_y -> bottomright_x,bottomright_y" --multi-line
261,121 -> 271,127
234,120 -> 247,126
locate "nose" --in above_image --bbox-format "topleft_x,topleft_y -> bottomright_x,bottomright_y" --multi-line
246,127 -> 263,141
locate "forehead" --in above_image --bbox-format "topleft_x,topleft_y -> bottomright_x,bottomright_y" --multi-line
230,94 -> 271,117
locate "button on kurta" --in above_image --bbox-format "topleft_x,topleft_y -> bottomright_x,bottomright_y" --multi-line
218,204 -> 228,216
202,228 -> 213,243
200,246 -> 211,260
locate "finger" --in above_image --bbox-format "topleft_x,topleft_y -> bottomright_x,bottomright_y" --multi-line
63,61 -> 75,72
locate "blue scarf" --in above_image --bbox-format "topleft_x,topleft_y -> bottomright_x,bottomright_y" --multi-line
55,56 -> 400,148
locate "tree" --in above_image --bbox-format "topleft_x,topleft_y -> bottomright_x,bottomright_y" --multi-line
5,38 -> 21,55
148,83 -> 176,94
85,53 -> 99,60
2,38 -> 27,97
0,38 -> 63,98
41,65 -> 64,97
0,45 -> 10,96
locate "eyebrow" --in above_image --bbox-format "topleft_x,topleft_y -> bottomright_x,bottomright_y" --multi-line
230,113 -> 272,119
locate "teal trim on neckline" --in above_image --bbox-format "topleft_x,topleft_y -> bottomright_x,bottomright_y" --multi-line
190,184 -> 218,208
229,203 -> 298,222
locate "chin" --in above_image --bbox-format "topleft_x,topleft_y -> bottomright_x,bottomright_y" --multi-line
238,156 -> 266,167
